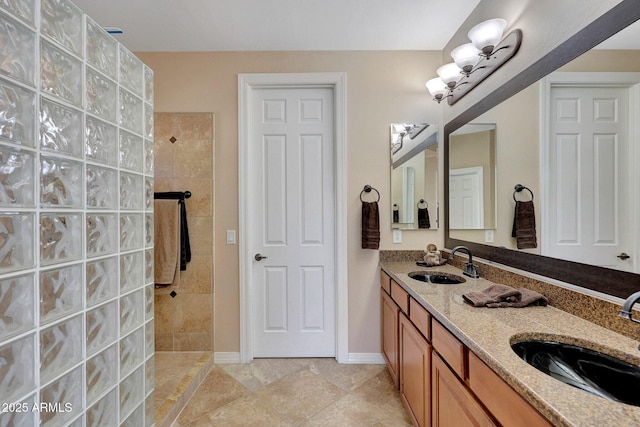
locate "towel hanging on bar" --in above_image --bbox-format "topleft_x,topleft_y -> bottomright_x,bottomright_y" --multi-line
154,191 -> 192,270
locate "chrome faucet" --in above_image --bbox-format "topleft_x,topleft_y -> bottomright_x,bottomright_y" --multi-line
619,291 -> 640,324
450,246 -> 480,278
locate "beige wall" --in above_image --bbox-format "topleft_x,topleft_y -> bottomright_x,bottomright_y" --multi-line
137,51 -> 445,354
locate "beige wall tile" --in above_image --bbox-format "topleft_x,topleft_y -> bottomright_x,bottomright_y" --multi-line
174,140 -> 213,178
155,333 -> 174,351
174,332 -> 213,351
173,294 -> 212,333
178,255 -> 212,294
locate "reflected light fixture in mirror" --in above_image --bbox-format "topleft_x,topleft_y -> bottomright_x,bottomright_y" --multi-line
426,18 -> 522,105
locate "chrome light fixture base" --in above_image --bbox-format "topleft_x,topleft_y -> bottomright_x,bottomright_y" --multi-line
447,29 -> 523,105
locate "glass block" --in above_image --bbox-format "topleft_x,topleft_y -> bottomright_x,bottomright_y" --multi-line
40,263 -> 82,325
144,251 -> 153,287
118,88 -> 142,135
86,257 -> 118,307
121,403 -> 143,427
40,212 -> 82,266
40,0 -> 82,56
144,213 -> 153,248
0,0 -> 36,27
86,343 -> 117,405
40,155 -> 82,208
120,214 -> 143,251
144,103 -> 153,139
119,46 -> 143,98
86,300 -> 117,356
144,177 -> 153,210
144,140 -> 154,175
120,172 -> 143,210
145,355 -> 154,395
86,18 -> 117,80
144,388 -> 153,427
40,314 -> 82,384
0,273 -> 34,341
40,39 -> 82,107
39,97 -> 83,157
0,77 -> 36,146
120,288 -> 143,336
0,333 -> 35,403
120,251 -> 143,294
0,145 -> 35,207
144,65 -> 153,103
87,388 -> 117,427
85,116 -> 118,165
40,365 -> 83,427
86,165 -> 117,209
87,213 -> 117,257
0,12 -> 36,86
0,393 -> 35,427
0,212 -> 35,273
120,326 -> 143,378
119,130 -> 143,172
119,365 -> 143,423
86,68 -> 116,122
144,319 -> 154,357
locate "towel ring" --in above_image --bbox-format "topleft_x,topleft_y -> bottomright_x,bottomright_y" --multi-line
513,184 -> 534,202
417,199 -> 428,208
360,185 -> 380,202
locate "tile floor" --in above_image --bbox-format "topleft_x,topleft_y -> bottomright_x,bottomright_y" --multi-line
165,358 -> 412,426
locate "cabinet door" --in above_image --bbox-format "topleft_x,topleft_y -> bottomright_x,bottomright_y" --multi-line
399,312 -> 431,427
381,289 -> 400,387
432,353 -> 497,427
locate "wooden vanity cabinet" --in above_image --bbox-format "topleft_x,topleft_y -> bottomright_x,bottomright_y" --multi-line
381,288 -> 400,387
399,312 -> 431,427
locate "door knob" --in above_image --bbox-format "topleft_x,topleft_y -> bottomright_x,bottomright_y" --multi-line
617,252 -> 631,260
254,253 -> 268,261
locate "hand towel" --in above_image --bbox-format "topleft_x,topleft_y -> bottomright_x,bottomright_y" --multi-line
179,200 -> 191,271
462,284 -> 521,307
486,288 -> 548,308
418,207 -> 431,229
361,201 -> 380,250
512,200 -> 537,249
154,200 -> 180,286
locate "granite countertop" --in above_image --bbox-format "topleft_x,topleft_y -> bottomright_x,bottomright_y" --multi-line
380,261 -> 640,427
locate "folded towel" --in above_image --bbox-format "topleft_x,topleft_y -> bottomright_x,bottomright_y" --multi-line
463,284 -> 548,308
486,288 -> 548,308
418,207 -> 430,229
361,201 -> 380,250
154,200 -> 180,286
512,200 -> 537,249
462,284 -> 521,307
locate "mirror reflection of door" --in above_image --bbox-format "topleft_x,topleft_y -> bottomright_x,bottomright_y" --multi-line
449,166 -> 484,229
545,83 -> 633,272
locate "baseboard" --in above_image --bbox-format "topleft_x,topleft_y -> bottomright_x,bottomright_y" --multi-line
347,353 -> 385,364
214,352 -> 241,364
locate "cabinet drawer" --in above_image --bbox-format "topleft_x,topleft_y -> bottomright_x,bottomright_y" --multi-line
391,280 -> 409,314
468,352 -> 552,427
380,270 -> 391,294
409,298 -> 430,341
432,320 -> 466,379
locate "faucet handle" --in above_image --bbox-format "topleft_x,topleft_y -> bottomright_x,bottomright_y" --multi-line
463,263 -> 480,279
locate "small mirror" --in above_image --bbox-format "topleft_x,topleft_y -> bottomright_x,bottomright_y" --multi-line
390,123 -> 439,230
449,123 -> 497,233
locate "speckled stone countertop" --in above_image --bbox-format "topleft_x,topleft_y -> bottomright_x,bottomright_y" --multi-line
380,260 -> 640,427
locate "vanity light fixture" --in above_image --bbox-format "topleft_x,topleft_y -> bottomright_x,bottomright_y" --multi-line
426,18 -> 522,105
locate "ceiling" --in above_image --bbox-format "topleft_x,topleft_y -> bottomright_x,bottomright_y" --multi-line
72,0 -> 483,52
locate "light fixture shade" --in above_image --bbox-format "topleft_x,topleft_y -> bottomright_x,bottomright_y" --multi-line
436,62 -> 462,87
468,18 -> 507,55
451,43 -> 481,72
425,78 -> 447,98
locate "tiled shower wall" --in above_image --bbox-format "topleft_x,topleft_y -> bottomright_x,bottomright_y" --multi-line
0,1 -> 154,426
154,113 -> 213,351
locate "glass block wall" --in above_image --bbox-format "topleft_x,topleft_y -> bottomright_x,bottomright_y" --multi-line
0,0 -> 154,426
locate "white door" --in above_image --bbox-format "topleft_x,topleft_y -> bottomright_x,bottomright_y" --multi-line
546,85 -> 631,270
449,167 -> 484,229
249,86 -> 336,357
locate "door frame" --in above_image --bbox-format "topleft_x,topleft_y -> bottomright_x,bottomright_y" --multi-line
541,72 -> 640,271
238,73 -> 348,363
